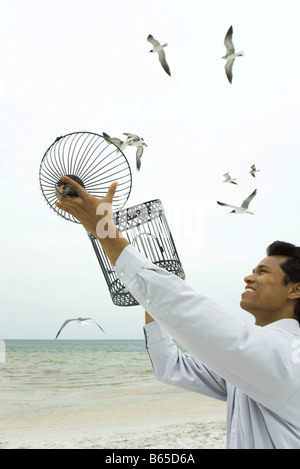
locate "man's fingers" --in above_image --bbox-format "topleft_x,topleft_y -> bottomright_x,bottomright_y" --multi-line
58,177 -> 118,203
55,201 -> 73,213
58,175 -> 87,198
55,180 -> 119,232
56,178 -> 118,212
105,182 -> 118,203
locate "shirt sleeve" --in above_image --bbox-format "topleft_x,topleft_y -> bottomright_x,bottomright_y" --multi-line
115,244 -> 300,413
144,321 -> 227,401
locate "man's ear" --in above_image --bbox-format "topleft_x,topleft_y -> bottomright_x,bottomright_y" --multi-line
288,283 -> 300,300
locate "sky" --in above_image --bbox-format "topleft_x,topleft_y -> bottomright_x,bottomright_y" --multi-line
1,0 -> 300,340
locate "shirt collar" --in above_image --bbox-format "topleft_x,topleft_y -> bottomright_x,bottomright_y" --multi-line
264,318 -> 300,332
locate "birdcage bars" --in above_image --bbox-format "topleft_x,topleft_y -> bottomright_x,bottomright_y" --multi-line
39,132 -> 133,223
89,199 -> 185,306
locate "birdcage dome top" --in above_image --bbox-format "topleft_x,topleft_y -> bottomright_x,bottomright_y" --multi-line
39,131 -> 132,223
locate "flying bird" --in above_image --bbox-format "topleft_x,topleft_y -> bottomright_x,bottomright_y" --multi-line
55,317 -> 105,339
217,189 -> 257,214
222,25 -> 244,83
147,34 -> 171,76
123,133 -> 147,171
249,164 -> 260,178
223,172 -> 237,185
102,132 -> 129,153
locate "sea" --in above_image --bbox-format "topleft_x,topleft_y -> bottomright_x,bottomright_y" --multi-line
0,339 -> 227,449
0,339 -> 161,448
1,339 -> 155,398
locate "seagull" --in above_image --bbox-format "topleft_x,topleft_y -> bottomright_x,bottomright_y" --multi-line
249,164 -> 261,178
147,34 -> 171,76
223,172 -> 237,185
55,317 -> 105,339
123,133 -> 147,171
102,132 -> 129,153
222,25 -> 244,83
217,189 -> 257,214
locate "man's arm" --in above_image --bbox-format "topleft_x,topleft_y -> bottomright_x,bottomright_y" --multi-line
144,320 -> 227,400
145,311 -> 155,324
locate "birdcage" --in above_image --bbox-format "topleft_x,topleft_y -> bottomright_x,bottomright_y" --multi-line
39,131 -> 133,218
39,131 -> 185,306
88,199 -> 185,306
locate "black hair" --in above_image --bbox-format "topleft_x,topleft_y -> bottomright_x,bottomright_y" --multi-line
266,241 -> 300,322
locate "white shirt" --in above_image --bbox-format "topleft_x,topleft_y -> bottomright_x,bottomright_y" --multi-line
115,244 -> 300,449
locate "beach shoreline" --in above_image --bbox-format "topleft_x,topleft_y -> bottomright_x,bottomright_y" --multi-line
1,383 -> 226,449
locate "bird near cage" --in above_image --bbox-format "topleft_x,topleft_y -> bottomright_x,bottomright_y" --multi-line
102,132 -> 130,153
123,133 -> 147,171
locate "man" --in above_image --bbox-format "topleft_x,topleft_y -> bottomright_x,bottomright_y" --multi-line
56,177 -> 300,449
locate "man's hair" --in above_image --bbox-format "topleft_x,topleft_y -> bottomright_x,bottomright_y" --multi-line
266,241 -> 300,322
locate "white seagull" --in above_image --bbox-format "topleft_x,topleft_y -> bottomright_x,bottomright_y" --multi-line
123,133 -> 147,171
223,172 -> 237,185
147,34 -> 171,76
222,25 -> 244,83
249,164 -> 261,178
217,189 -> 257,214
55,317 -> 105,339
102,132 -> 129,153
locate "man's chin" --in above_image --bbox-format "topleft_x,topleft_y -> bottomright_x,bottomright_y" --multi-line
240,299 -> 252,313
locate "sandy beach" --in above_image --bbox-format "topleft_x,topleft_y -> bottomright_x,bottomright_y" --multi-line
1,383 -> 226,449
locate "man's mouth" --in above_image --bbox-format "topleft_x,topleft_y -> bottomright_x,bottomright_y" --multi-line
244,286 -> 255,293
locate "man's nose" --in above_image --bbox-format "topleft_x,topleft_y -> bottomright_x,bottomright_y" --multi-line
244,273 -> 255,283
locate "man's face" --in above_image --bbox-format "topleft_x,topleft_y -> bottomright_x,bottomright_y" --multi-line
240,255 -> 295,322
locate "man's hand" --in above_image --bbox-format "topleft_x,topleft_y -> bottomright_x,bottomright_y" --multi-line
55,175 -> 118,237
55,176 -> 129,265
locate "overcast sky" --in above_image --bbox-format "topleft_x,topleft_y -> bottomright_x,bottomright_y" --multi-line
1,0 -> 300,340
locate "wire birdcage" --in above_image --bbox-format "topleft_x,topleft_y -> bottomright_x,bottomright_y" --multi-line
88,199 -> 185,306
39,131 -> 132,220
39,131 -> 185,307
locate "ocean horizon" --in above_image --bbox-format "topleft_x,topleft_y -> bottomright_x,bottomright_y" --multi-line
1,338 -> 153,394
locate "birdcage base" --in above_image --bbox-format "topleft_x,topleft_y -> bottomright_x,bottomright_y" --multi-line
109,279 -> 139,307
109,259 -> 185,307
